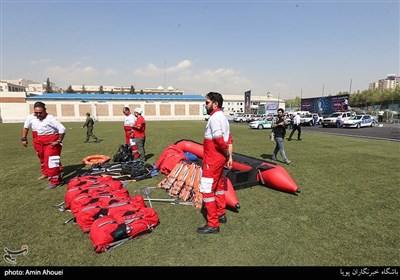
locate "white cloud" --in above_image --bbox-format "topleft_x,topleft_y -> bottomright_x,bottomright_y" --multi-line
166,60 -> 192,73
134,63 -> 161,77
30,59 -> 50,65
45,62 -> 99,87
104,68 -> 118,76
82,66 -> 95,73
134,59 -> 192,77
273,82 -> 288,90
41,59 -> 253,94
178,67 -> 252,94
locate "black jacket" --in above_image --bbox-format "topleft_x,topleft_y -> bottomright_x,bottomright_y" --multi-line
273,117 -> 286,138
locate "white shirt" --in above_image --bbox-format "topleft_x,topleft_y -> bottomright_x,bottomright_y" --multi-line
294,114 -> 301,125
124,114 -> 136,126
205,110 -> 230,142
24,114 -> 66,135
24,114 -> 36,131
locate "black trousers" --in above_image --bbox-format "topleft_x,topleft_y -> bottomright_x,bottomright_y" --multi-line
288,124 -> 301,140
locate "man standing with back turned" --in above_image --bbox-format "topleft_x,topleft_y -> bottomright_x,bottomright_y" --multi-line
288,112 -> 301,141
197,92 -> 233,234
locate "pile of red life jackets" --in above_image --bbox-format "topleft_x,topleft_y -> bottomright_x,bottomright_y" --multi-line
63,175 -> 159,253
157,162 -> 203,209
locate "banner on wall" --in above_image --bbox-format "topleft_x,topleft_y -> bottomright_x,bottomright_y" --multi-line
244,90 -> 251,113
301,94 -> 349,115
264,102 -> 279,115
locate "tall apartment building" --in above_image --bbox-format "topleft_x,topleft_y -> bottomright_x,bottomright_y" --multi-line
369,74 -> 400,90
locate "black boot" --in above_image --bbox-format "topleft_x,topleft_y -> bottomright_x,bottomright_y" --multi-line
197,225 -> 220,234
218,214 -> 227,224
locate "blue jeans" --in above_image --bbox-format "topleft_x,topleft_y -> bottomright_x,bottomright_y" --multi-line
273,137 -> 288,162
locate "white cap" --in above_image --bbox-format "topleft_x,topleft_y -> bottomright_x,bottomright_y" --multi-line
134,108 -> 142,114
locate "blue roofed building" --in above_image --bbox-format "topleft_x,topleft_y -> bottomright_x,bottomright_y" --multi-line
0,91 -> 207,123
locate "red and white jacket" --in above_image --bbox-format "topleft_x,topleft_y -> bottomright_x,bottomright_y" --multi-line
123,113 -> 136,132
203,108 -> 232,167
24,114 -> 65,143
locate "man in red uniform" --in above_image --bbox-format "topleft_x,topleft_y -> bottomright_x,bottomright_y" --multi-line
23,103 -> 46,180
122,107 -> 139,158
197,92 -> 233,234
21,102 -> 66,189
132,107 -> 146,162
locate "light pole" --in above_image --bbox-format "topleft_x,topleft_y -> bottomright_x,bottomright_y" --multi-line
349,78 -> 352,95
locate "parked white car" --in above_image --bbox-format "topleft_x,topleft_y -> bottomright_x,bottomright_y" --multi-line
300,113 -> 323,126
322,111 -> 355,127
249,118 -> 273,129
233,114 -> 251,122
342,114 -> 377,128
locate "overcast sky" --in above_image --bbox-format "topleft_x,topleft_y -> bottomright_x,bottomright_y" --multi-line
1,0 -> 398,99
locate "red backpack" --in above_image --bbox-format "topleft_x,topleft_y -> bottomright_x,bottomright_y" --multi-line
74,195 -> 146,233
90,207 -> 159,253
70,188 -> 130,215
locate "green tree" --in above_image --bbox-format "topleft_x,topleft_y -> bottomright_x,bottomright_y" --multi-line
65,85 -> 74,93
285,96 -> 301,109
130,85 -> 135,94
140,89 -> 144,94
81,84 -> 87,94
349,88 -> 398,107
110,89 -> 114,94
45,78 -> 52,93
99,85 -> 104,94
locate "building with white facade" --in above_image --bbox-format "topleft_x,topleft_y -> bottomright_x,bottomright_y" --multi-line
1,77 -> 286,122
223,94 -> 285,114
70,84 -> 184,95
2,78 -> 60,93
369,74 -> 400,91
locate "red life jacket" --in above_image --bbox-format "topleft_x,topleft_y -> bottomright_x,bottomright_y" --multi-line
155,144 -> 186,175
90,207 -> 159,253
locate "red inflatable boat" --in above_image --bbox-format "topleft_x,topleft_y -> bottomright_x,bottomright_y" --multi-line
175,139 -> 300,194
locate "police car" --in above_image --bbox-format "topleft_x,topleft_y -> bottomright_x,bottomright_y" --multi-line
300,113 -> 323,126
342,114 -> 376,128
249,118 -> 274,129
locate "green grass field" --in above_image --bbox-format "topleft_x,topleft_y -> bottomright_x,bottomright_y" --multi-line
0,121 -> 399,266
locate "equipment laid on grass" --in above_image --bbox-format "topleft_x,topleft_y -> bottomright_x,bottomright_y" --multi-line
90,207 -> 159,253
156,144 -> 240,210
56,175 -> 159,253
141,187 -> 192,207
174,139 -> 300,194
112,144 -> 134,163
83,161 -> 158,181
82,155 -> 111,166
